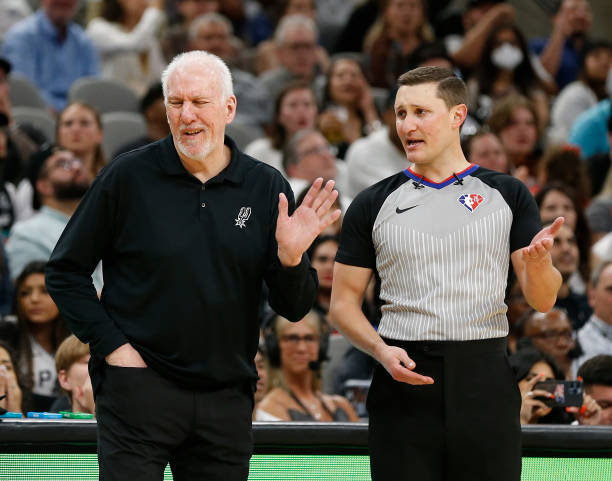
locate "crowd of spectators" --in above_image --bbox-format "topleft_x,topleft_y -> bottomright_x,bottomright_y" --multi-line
0,0 -> 611,427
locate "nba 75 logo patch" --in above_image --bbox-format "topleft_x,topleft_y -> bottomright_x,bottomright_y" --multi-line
458,194 -> 484,213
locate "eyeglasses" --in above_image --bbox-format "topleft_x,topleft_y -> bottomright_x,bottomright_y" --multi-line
50,157 -> 83,171
531,329 -> 574,342
298,145 -> 336,158
280,334 -> 318,345
284,42 -> 317,51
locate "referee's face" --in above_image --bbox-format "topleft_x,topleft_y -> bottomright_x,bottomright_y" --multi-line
394,83 -> 458,167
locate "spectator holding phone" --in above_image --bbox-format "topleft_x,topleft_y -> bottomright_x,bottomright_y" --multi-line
509,346 -> 572,424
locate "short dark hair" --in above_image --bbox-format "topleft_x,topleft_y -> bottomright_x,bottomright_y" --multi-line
577,355 -> 612,388
397,66 -> 467,109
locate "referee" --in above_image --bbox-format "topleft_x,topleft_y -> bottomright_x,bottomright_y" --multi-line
329,67 -> 563,481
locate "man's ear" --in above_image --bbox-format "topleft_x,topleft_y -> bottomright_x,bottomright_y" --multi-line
450,104 -> 467,129
225,95 -> 237,124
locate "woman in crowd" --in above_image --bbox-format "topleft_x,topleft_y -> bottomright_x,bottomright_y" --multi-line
87,0 -> 167,96
461,130 -> 509,173
535,182 -> 591,293
364,0 -> 434,89
467,23 -> 550,129
549,40 -> 612,143
0,340 -> 23,414
245,81 -> 318,174
255,311 -> 359,422
307,235 -> 339,317
487,94 -> 542,189
2,261 -> 69,411
318,55 -> 381,159
509,346 -> 573,425
56,102 -> 106,178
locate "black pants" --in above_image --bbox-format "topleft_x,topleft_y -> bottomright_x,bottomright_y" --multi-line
96,365 -> 253,481
367,337 -> 521,481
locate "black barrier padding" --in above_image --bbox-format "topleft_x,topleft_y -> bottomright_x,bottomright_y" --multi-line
0,421 -> 611,457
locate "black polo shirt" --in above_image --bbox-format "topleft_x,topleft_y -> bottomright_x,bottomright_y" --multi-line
46,135 -> 317,392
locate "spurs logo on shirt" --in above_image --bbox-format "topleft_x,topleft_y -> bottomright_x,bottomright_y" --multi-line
235,207 -> 251,228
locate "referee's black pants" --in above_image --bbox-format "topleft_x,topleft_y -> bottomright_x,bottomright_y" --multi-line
96,365 -> 253,481
367,337 -> 521,481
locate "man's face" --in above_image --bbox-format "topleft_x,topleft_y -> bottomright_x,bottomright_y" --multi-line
524,310 -> 575,362
41,0 -> 79,27
190,22 -> 232,60
277,27 -> 317,79
40,150 -> 92,201
551,224 -> 579,281
394,83 -> 458,166
589,264 -> 612,324
291,132 -> 336,183
585,384 -> 612,425
165,63 -> 236,162
560,0 -> 592,36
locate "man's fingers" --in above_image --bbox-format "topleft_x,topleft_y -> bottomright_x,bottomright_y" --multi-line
319,209 -> 342,231
311,180 -> 335,212
300,177 -> 324,208
278,193 -> 289,220
316,188 -> 339,216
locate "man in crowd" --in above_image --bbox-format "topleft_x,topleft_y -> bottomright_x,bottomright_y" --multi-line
53,334 -> 94,415
257,15 -> 321,109
46,51 -> 340,481
282,128 -> 348,203
573,260 -> 612,371
1,0 -> 99,112
6,147 -> 101,289
530,0 -> 593,89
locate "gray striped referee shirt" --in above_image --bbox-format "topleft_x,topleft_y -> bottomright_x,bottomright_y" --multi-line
336,164 -> 541,341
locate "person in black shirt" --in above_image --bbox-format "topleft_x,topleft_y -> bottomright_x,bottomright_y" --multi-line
45,50 -> 340,481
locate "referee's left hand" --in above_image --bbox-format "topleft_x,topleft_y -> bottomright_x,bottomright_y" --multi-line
276,177 -> 341,267
521,217 -> 564,262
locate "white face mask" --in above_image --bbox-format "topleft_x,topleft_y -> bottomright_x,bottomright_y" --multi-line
491,43 -> 524,71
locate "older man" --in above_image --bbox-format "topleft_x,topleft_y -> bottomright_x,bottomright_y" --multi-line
46,51 -> 340,481
572,260 -> 612,373
1,0 -> 99,112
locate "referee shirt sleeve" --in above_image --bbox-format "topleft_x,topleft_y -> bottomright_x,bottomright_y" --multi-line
336,189 -> 377,269
508,179 -> 542,253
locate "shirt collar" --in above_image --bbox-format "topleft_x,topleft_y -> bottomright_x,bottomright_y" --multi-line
157,134 -> 245,184
36,9 -> 68,41
590,315 -> 612,337
40,205 -> 70,222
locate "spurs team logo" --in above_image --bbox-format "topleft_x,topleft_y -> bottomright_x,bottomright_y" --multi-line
235,207 -> 251,228
458,194 -> 484,213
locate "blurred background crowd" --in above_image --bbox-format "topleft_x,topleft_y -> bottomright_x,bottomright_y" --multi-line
0,0 -> 611,427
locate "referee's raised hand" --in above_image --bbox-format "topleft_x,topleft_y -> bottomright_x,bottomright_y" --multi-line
276,177 -> 341,267
521,216 -> 565,262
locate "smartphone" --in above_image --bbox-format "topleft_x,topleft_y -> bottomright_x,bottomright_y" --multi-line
533,379 -> 583,407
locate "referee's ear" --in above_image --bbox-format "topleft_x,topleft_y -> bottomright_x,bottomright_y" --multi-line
450,104 -> 467,130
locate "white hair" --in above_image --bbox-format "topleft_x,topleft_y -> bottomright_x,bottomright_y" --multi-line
161,50 -> 234,102
188,12 -> 233,42
274,14 -> 317,45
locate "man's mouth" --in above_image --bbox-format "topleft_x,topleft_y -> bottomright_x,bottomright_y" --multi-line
182,128 -> 204,136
